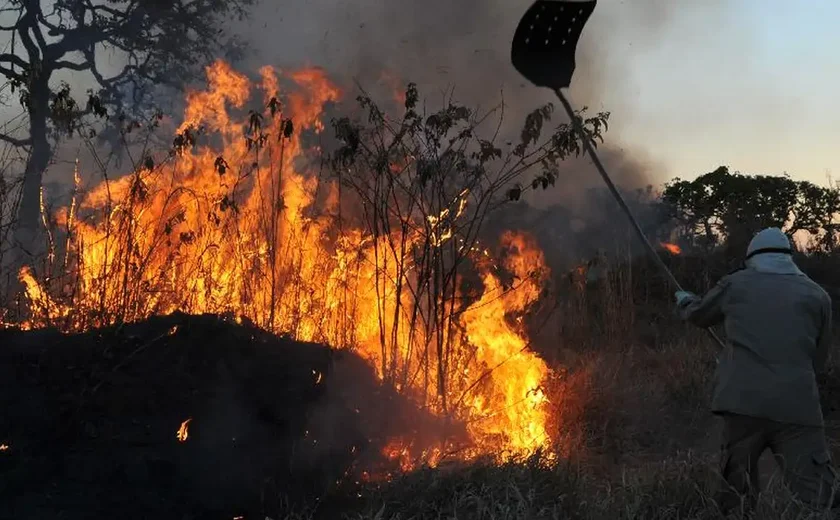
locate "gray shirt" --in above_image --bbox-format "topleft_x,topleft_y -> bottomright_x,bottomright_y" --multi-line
681,265 -> 832,426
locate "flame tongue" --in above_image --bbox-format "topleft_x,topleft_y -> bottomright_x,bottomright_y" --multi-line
177,418 -> 192,442
15,60 -> 555,465
660,242 -> 681,255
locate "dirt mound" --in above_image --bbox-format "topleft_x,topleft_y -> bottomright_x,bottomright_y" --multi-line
0,313 -> 452,519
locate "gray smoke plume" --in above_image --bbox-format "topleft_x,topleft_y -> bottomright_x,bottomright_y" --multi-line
230,0 -> 730,272
235,0 -> 728,204
36,0 -> 731,207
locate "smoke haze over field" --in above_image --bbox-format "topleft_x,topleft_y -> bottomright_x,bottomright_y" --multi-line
235,0 -> 734,205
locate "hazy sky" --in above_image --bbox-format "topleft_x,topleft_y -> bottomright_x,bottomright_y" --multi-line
610,0 -> 840,186
1,1 -> 837,190
238,0 -> 839,188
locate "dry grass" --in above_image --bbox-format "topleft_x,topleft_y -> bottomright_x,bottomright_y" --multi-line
275,451 -> 838,520
289,267 -> 840,520
242,323 -> 840,520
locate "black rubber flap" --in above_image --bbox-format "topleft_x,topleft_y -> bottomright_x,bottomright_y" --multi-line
511,0 -> 596,90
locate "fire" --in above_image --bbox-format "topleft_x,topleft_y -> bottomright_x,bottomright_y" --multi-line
660,242 -> 681,255
384,438 -> 415,473
0,444 -> 8,451
17,266 -> 70,329
13,60 -> 555,466
460,231 -> 552,456
380,438 -> 443,477
177,418 -> 192,442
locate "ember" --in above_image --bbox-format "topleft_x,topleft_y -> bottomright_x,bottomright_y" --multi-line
177,418 -> 192,442
661,242 -> 682,255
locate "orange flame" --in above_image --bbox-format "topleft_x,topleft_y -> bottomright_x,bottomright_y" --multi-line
460,231 -> 552,456
177,418 -> 192,442
660,242 -> 681,255
14,60 -> 555,466
17,266 -> 70,329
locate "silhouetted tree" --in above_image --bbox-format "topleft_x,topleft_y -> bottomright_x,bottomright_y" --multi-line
0,0 -> 254,257
662,166 -> 840,254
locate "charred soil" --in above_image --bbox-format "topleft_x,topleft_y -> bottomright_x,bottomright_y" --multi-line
0,313 -> 449,519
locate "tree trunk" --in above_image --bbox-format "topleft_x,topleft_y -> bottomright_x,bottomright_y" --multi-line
13,74 -> 52,264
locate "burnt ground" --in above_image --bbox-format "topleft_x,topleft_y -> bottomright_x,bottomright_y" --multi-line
4,311 -> 840,519
0,313 -> 452,520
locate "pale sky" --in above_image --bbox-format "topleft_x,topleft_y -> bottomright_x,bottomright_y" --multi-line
1,0 -> 838,190
585,0 -> 840,186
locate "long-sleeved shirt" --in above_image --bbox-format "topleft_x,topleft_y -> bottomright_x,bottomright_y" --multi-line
681,267 -> 833,426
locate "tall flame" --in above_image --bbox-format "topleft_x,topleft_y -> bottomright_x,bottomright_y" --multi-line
14,60 -> 554,465
461,231 -> 551,456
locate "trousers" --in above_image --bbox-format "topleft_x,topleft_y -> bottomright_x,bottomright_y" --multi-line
718,413 -> 839,514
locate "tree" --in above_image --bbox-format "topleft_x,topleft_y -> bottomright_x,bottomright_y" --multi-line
330,83 -> 609,412
662,166 -> 840,254
0,0 -> 253,258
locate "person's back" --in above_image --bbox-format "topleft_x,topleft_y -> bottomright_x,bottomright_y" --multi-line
676,227 -> 836,513
713,267 -> 830,426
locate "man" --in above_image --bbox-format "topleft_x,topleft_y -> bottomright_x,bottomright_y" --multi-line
676,227 -> 837,514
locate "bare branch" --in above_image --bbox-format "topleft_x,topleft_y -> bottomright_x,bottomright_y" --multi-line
16,9 -> 41,61
26,0 -> 49,53
0,53 -> 28,69
0,133 -> 32,147
53,59 -> 90,72
0,65 -> 24,82
35,5 -> 61,34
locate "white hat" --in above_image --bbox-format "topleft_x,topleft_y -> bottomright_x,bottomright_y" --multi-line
746,227 -> 792,259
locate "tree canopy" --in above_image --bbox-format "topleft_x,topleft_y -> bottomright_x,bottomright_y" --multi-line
662,166 -> 840,253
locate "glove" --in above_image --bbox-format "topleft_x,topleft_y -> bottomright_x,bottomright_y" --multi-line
674,290 -> 697,307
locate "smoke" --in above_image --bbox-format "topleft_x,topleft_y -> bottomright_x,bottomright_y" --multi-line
229,0 -> 727,270
41,1 -> 727,200
35,1 -> 732,271
236,0 -> 726,203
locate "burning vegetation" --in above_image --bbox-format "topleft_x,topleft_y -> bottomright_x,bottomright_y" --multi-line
5,60 -> 609,468
660,242 -> 682,255
177,418 -> 192,443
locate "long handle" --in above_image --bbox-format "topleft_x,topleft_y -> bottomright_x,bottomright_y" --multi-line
554,88 -> 726,349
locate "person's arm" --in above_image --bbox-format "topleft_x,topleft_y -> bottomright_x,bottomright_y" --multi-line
814,294 -> 832,374
678,278 -> 730,328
